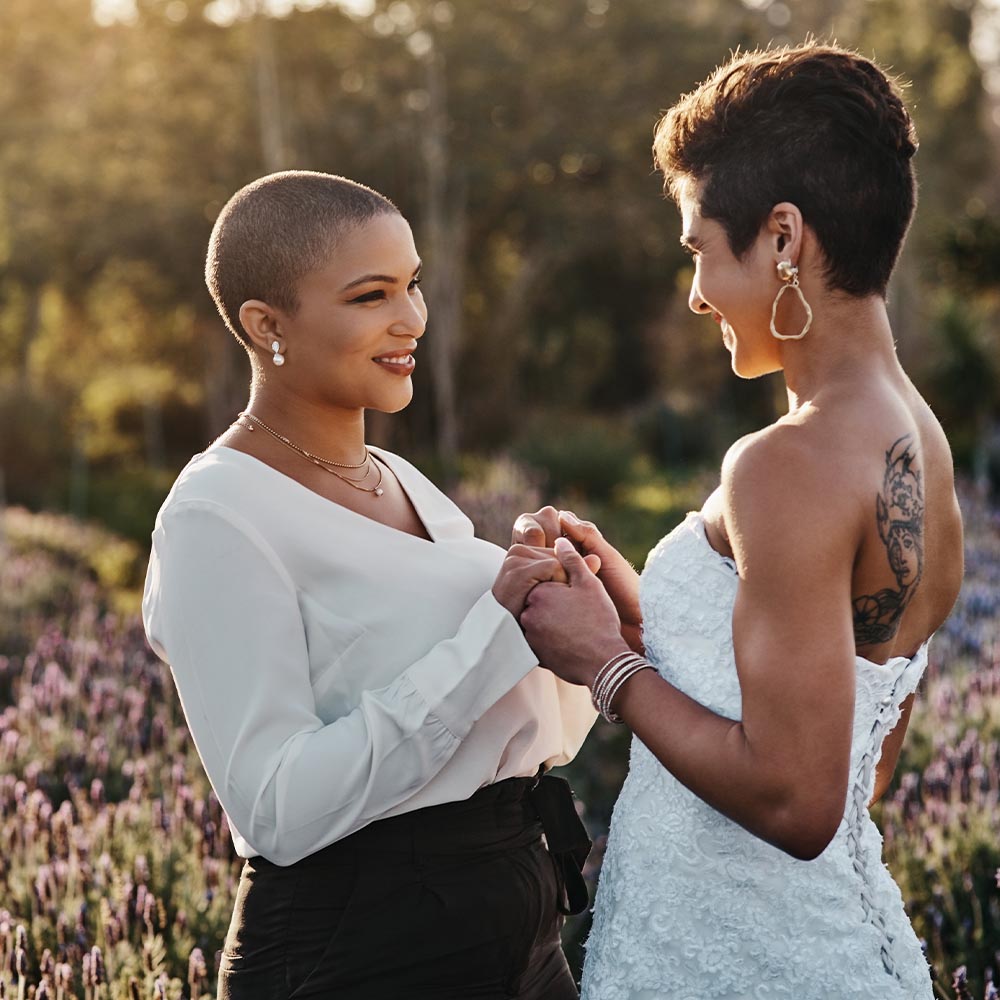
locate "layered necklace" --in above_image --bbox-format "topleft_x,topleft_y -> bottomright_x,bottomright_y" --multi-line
235,411 -> 384,497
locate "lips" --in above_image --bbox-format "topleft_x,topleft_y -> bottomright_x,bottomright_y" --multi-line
372,349 -> 416,375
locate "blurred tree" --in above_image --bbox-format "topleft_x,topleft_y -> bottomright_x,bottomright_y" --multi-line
925,295 -> 999,465
0,0 -> 996,532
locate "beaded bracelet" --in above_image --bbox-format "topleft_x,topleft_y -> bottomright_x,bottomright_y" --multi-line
590,651 -> 654,724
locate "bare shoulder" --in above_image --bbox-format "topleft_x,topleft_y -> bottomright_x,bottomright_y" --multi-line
720,421 -> 863,567
722,419 -> 851,488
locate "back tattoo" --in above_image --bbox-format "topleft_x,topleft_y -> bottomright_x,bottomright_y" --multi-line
852,434 -> 925,647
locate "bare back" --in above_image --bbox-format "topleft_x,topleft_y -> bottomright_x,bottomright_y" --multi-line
703,367 -> 964,666
845,376 -> 963,661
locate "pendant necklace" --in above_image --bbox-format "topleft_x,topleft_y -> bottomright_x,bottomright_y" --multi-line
235,411 -> 384,497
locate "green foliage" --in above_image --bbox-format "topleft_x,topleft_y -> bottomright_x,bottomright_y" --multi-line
513,413 -> 638,501
0,376 -> 73,509
0,0 -> 995,525
945,214 -> 1000,291
86,466 -> 183,546
924,294 -> 1000,477
3,506 -> 145,592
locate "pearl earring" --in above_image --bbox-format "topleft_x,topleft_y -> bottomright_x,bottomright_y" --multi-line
271,340 -> 285,366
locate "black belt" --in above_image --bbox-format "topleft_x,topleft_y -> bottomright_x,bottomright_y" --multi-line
259,771 -> 593,915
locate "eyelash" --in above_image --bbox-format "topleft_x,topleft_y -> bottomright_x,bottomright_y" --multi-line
681,245 -> 698,258
350,276 -> 422,304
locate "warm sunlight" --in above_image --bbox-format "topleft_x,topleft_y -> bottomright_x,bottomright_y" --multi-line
91,0 -> 373,27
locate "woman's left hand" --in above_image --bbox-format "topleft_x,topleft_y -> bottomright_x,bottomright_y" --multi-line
520,538 -> 631,687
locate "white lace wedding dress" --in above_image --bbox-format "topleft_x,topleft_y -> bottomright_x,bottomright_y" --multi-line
580,512 -> 934,1000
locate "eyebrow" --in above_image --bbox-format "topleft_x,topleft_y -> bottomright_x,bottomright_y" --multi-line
341,262 -> 422,292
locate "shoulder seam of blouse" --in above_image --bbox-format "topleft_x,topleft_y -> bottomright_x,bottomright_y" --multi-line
160,497 -> 299,598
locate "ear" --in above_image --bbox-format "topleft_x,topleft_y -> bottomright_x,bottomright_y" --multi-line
765,202 -> 804,266
238,300 -> 283,355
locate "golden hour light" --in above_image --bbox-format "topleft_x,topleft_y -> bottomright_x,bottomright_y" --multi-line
2,3 -> 999,998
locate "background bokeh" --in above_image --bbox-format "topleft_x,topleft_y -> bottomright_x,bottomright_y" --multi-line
2,0 -> 1000,997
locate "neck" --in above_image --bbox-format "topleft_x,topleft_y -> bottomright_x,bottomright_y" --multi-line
779,290 -> 900,413
244,377 -> 368,464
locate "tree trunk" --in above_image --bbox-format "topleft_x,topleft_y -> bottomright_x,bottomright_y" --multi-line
202,317 -> 249,444
69,432 -> 88,520
888,244 -> 921,368
250,2 -> 288,173
15,282 -> 42,384
143,398 -> 166,470
422,40 -> 463,474
0,467 -> 7,554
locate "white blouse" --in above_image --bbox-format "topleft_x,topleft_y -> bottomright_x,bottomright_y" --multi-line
142,445 -> 596,866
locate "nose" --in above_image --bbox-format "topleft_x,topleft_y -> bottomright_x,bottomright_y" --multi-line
390,291 -> 427,339
688,279 -> 711,316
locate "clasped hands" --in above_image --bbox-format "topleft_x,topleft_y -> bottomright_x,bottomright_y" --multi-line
491,507 -> 643,688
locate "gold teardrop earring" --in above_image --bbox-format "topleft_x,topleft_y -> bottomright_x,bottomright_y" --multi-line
770,260 -> 813,341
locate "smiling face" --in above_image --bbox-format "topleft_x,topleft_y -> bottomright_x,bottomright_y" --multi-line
269,212 -> 427,414
678,183 -> 785,379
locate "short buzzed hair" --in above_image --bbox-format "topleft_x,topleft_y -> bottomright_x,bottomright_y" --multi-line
205,170 -> 399,349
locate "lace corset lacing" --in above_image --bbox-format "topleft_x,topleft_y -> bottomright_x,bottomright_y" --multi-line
580,512 -> 933,1000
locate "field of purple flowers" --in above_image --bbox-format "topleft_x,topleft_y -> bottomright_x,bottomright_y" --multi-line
1,481 -> 998,999
876,487 -> 1000,998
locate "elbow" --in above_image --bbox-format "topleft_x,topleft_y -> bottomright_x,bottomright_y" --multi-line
767,791 -> 845,861
235,791 -> 311,867
779,825 -> 838,862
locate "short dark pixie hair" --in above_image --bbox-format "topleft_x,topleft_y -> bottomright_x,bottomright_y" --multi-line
206,170 -> 398,349
653,43 -> 918,297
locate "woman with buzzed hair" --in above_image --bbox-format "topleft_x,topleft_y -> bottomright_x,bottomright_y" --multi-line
142,171 -> 597,999
510,43 -> 964,997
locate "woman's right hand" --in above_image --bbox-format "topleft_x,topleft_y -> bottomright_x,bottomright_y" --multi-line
492,544 -> 567,619
492,542 -> 601,619
513,507 -> 643,650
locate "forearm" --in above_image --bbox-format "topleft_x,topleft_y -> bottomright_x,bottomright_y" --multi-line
614,670 -> 836,858
621,622 -> 644,654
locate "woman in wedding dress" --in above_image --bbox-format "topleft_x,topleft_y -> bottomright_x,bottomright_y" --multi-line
512,43 -> 964,999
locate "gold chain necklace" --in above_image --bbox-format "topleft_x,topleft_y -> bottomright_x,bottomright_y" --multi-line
235,411 -> 385,498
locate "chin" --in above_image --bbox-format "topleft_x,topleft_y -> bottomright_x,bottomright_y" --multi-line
372,389 -> 414,414
731,350 -> 783,380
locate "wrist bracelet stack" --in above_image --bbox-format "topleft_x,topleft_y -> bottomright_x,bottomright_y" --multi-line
591,651 -> 654,724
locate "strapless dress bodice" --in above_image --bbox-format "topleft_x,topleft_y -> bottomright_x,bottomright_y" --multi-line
580,512 -> 933,1000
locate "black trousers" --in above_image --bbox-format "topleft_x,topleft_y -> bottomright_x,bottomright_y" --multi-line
217,777 -> 581,999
